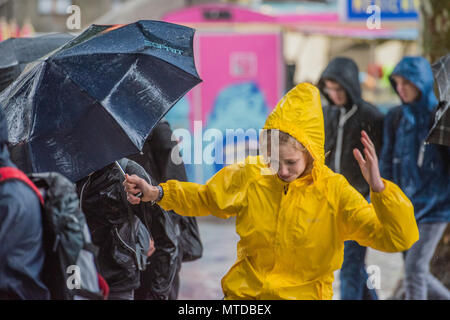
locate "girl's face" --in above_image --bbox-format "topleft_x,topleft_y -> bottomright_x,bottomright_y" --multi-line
270,143 -> 310,183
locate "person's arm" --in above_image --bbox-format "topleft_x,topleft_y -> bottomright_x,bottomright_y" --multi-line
336,130 -> 419,252
336,177 -> 418,252
124,162 -> 247,219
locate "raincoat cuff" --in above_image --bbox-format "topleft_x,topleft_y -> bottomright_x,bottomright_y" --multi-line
370,178 -> 391,195
369,178 -> 418,250
370,178 -> 411,207
157,182 -> 172,209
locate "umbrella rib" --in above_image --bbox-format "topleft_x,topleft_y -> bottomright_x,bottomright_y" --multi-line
45,60 -> 142,154
50,50 -> 201,124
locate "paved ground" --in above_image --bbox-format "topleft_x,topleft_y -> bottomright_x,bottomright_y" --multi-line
178,217 -> 404,300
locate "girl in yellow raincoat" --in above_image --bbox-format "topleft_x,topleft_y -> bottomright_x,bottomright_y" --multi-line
124,83 -> 419,300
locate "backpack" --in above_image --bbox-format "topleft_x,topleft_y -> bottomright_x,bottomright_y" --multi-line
178,216 -> 203,262
0,168 -> 109,300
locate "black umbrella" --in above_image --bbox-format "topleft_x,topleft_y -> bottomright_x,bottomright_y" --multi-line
426,54 -> 450,147
432,53 -> 450,103
0,33 -> 74,92
0,20 -> 201,182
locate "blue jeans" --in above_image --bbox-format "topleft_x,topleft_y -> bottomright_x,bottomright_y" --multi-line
403,222 -> 450,300
340,240 -> 378,300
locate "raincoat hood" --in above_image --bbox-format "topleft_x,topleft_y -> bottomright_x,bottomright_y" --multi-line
318,57 -> 361,107
263,83 -> 325,174
389,56 -> 438,112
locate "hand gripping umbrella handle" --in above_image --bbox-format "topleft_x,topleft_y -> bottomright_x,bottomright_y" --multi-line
115,161 -> 142,199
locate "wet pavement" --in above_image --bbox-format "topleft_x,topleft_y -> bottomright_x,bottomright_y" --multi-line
178,217 -> 404,300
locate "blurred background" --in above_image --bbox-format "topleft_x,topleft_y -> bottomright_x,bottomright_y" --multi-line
1,0 -> 448,299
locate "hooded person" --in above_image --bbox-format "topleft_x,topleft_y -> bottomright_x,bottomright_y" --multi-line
318,57 -> 384,195
317,57 -> 384,300
0,108 -> 50,299
76,158 -> 154,300
128,119 -> 202,300
380,56 -> 450,300
123,82 -> 418,300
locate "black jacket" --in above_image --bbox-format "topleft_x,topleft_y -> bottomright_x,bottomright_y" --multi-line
0,110 -> 50,299
318,57 -> 384,198
76,159 -> 152,293
128,120 -> 200,300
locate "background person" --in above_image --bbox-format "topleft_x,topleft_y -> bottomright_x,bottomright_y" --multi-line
318,57 -> 384,300
129,120 -> 202,300
0,109 -> 50,300
76,158 -> 154,300
380,56 -> 450,300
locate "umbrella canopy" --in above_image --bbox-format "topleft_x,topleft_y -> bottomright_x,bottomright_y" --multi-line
0,33 -> 74,92
432,53 -> 450,103
426,101 -> 450,147
426,54 -> 450,147
0,20 -> 201,182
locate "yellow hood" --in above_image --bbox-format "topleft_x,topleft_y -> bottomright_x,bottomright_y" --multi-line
263,83 -> 325,168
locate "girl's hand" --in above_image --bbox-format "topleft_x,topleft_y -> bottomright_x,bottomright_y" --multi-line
123,174 -> 159,204
353,130 -> 385,193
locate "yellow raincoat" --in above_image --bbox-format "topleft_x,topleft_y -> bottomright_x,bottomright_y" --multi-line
158,83 -> 419,300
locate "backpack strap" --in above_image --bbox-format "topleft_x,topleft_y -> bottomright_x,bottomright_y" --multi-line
0,167 -> 44,205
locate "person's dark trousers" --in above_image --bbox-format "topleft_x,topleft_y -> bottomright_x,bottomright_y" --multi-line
340,240 -> 379,300
108,290 -> 134,300
169,272 -> 180,300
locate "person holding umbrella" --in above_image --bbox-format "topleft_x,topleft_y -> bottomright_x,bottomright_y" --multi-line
128,119 -> 202,300
0,20 -> 202,300
379,56 -> 450,300
76,158 -> 155,300
123,82 -> 419,300
427,53 -> 450,147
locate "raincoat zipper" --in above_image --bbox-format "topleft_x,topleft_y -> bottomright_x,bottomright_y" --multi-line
417,140 -> 426,167
267,182 -> 289,293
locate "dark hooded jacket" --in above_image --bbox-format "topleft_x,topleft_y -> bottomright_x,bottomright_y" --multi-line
76,158 -> 153,293
0,109 -> 50,299
318,57 -> 384,198
380,56 -> 450,223
128,120 -> 202,300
